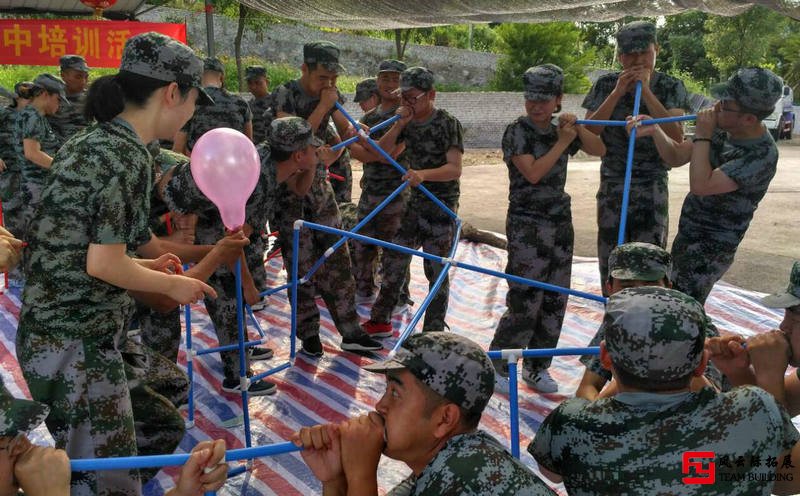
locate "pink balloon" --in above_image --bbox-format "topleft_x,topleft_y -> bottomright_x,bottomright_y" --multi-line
190,128 -> 261,231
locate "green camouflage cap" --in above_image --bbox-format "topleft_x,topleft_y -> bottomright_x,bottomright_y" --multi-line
523,64 -> 564,101
615,21 -> 657,54
13,81 -> 34,99
608,242 -> 672,282
0,379 -> 49,438
33,73 -> 70,106
60,54 -> 90,72
303,41 -> 345,74
270,116 -> 324,153
203,57 -> 225,73
354,78 -> 379,102
119,32 -> 212,106
364,332 -> 495,415
378,59 -> 407,73
245,65 -> 268,81
761,261 -> 800,308
711,67 -> 783,114
605,287 -> 707,382
400,66 -> 434,92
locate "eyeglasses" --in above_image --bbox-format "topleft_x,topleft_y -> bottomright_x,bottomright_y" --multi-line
718,102 -> 746,114
401,91 -> 426,104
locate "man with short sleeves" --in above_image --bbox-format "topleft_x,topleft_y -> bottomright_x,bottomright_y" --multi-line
245,65 -> 274,145
48,54 -> 90,141
582,21 -> 688,295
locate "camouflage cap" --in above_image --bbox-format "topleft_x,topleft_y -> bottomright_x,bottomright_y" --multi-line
270,116 -> 324,153
119,32 -> 212,106
245,65 -> 268,81
0,379 -> 49,438
203,57 -> 225,73
608,242 -> 672,282
605,287 -> 707,383
13,81 -> 34,99
33,73 -> 70,106
354,78 -> 379,102
615,21 -> 657,54
59,54 -> 89,72
710,67 -> 783,114
523,64 -> 564,101
303,41 -> 345,74
364,332 -> 495,415
400,66 -> 434,92
378,59 -> 407,74
761,261 -> 800,308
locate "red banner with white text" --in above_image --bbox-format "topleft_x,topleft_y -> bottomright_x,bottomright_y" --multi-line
0,20 -> 187,68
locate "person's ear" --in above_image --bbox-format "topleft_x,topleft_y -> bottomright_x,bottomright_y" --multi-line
432,403 -> 461,438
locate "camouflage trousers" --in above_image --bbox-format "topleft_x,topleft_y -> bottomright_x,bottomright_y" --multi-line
273,179 -> 362,340
18,179 -> 44,239
17,322 -> 142,496
370,198 -> 458,332
247,233 -> 268,292
328,152 -> 352,204
489,212 -> 574,373
671,230 -> 738,304
597,176 -> 668,295
352,190 -> 410,300
135,301 -> 182,363
0,171 -> 24,237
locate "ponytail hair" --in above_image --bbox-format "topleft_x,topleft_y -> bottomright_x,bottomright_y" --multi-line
85,71 -> 193,123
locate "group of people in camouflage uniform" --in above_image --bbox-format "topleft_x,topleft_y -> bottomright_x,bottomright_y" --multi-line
0,13 -> 795,495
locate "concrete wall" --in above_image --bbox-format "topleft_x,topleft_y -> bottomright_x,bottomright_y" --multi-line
139,6 -> 499,86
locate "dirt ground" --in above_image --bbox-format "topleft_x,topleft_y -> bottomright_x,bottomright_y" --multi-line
351,141 -> 800,294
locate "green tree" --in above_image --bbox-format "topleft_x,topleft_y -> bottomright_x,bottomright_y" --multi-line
656,11 -> 717,87
491,22 -> 595,93
703,6 -> 786,79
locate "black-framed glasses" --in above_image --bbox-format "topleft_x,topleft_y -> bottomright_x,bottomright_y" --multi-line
401,91 -> 426,104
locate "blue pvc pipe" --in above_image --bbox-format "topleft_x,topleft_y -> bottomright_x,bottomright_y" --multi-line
196,339 -> 264,356
331,114 -> 402,151
260,282 -> 291,298
251,361 -> 292,382
508,360 -> 520,459
234,259 -> 253,449
70,442 -> 302,472
185,299 -> 194,426
247,306 -> 267,338
574,119 -> 628,127
290,224 -> 300,359
576,114 -> 696,128
618,80 -> 643,246
486,347 -> 600,360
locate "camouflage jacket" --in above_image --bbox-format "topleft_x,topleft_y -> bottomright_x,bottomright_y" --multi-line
359,104 -> 404,196
529,386 -> 799,495
502,115 -> 580,219
20,118 -> 151,339
676,130 -> 778,246
411,430 -> 556,495
14,105 -> 63,185
182,86 -> 252,151
272,79 -> 344,137
582,71 -> 689,181
396,108 -> 464,205
250,94 -> 275,145
47,90 -> 89,142
0,105 -> 21,171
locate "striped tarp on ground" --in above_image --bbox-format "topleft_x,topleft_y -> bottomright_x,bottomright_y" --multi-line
0,240 -> 785,495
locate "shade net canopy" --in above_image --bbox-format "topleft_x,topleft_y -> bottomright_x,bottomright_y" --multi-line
238,0 -> 800,28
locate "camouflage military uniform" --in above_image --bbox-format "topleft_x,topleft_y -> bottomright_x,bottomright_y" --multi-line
672,68 -> 782,304
531,287 -> 800,495
582,71 -> 688,293
181,86 -> 252,151
0,104 -> 24,239
0,377 -> 50,437
13,104 -> 63,236
324,124 -> 353,203
47,90 -> 88,142
489,114 -> 580,374
352,105 -> 410,299
250,93 -> 275,145
162,141 -> 278,380
272,79 -> 365,341
17,117 -> 152,496
369,105 -> 464,332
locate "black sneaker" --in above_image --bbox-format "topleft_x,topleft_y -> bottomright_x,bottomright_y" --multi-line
249,347 -> 274,361
300,336 -> 324,357
341,335 -> 383,352
221,377 -> 277,396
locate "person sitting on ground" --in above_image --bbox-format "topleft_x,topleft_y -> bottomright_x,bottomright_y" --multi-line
706,261 -> 800,415
576,242 -> 721,400
530,286 -> 800,495
292,332 -> 556,495
0,378 -> 228,496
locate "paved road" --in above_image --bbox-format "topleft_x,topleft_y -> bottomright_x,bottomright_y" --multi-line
351,141 -> 800,294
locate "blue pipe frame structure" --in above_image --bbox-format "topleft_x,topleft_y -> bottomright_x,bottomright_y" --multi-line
70,86 -> 698,490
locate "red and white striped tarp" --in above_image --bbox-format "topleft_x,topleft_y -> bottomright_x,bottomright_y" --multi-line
0,240 -> 784,495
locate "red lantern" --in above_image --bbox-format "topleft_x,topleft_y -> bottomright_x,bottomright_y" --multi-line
80,0 -> 118,18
